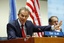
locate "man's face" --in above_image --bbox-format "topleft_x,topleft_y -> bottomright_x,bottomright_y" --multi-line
50,17 -> 58,25
18,10 -> 29,24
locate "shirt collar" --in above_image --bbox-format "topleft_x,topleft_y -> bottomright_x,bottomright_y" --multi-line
18,19 -> 25,27
18,19 -> 22,27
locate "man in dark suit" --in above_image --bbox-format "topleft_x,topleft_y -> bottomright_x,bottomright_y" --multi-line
48,16 -> 62,32
7,7 -> 61,39
48,16 -> 62,37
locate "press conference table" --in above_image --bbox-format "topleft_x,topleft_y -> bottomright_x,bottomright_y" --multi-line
0,37 -> 64,43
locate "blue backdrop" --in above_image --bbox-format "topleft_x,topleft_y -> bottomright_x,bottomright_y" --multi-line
48,0 -> 64,32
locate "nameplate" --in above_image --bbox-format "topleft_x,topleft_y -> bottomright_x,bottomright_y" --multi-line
44,31 -> 64,36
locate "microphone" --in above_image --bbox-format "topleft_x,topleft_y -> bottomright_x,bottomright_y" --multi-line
38,28 -> 44,37
38,28 -> 42,32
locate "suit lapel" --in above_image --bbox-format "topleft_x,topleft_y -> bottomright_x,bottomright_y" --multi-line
25,22 -> 29,35
15,19 -> 22,37
25,21 -> 33,36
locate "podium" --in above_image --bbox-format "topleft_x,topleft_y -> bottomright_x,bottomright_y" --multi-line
0,37 -> 64,43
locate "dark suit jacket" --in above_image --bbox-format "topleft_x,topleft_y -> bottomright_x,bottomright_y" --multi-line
7,19 -> 51,39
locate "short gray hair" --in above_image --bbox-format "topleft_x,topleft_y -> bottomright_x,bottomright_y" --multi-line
18,7 -> 30,15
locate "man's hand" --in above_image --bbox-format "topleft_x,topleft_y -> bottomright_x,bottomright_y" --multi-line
54,21 -> 62,30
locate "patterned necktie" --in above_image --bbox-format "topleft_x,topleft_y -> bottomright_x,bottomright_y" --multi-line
21,25 -> 26,38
